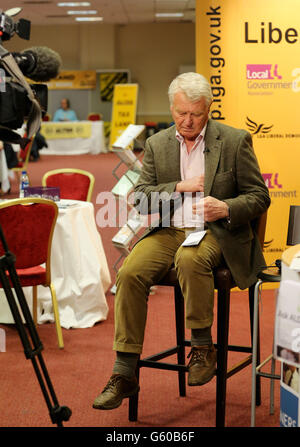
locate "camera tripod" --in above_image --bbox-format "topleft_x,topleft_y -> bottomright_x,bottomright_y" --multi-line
0,224 -> 71,427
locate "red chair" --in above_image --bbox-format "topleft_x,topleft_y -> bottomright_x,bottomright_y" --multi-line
42,168 -> 95,202
0,198 -> 64,349
42,113 -> 51,121
87,113 -> 102,121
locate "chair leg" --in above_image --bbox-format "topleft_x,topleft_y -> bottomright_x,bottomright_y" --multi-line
49,283 -> 64,349
174,284 -> 186,397
249,283 -> 261,406
32,285 -> 38,326
216,287 -> 230,427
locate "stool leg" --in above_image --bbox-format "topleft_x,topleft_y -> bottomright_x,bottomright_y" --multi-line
129,362 -> 140,421
216,287 -> 230,427
249,283 -> 261,406
250,280 -> 261,427
270,345 -> 276,415
174,285 -> 186,397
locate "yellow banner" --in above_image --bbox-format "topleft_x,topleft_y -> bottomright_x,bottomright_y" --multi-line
196,0 -> 300,270
40,122 -> 92,139
109,84 -> 139,148
46,70 -> 96,90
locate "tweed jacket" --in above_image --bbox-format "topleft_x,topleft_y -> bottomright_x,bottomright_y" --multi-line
134,119 -> 271,289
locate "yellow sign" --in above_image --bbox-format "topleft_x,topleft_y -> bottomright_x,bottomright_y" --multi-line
196,0 -> 300,272
40,122 -> 92,139
46,70 -> 96,90
109,84 -> 139,148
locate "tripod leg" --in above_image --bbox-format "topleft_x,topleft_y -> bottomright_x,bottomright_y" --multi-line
0,260 -> 71,426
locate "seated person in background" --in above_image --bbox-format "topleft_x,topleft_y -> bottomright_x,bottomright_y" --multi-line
92,72 -> 271,411
30,129 -> 48,161
53,98 -> 78,122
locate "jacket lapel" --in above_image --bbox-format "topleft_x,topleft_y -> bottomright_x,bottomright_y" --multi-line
166,126 -> 181,180
204,120 -> 222,196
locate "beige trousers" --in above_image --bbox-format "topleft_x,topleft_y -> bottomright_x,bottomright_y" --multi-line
113,228 -> 223,354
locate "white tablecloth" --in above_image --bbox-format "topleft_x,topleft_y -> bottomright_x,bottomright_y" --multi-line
0,199 -> 111,329
39,121 -> 107,155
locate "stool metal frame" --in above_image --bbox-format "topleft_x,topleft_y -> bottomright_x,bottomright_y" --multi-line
251,267 -> 281,427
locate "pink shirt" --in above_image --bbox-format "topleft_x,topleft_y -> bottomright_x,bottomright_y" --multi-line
171,125 -> 206,228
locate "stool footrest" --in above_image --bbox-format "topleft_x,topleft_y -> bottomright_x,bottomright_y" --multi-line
139,359 -> 188,372
226,355 -> 252,378
141,346 -> 183,363
225,345 -> 252,354
256,371 -> 280,380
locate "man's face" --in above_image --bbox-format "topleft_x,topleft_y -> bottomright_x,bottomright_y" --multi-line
171,92 -> 210,140
61,99 -> 68,110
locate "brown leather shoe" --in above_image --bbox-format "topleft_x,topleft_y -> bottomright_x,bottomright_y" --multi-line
187,344 -> 217,386
92,374 -> 139,410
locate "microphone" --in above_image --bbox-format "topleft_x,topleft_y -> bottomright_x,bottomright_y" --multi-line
12,46 -> 62,82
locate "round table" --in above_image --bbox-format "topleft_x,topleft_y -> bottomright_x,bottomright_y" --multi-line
0,199 -> 111,329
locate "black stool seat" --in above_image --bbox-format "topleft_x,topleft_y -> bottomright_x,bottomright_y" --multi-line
257,268 -> 281,283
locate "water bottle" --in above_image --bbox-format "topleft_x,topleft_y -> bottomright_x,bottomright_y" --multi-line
19,170 -> 29,198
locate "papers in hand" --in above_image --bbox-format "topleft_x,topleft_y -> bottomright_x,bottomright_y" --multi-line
181,230 -> 207,247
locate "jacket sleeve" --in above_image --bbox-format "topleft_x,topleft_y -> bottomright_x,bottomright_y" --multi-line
222,131 -> 270,229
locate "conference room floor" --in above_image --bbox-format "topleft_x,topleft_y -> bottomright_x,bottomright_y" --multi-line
0,152 -> 280,429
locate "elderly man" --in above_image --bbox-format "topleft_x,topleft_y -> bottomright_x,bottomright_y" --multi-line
93,72 -> 270,410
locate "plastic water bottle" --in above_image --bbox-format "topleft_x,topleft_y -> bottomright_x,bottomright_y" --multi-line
19,170 -> 29,198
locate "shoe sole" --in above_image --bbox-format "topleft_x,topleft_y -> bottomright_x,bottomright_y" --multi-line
188,370 -> 216,386
92,386 -> 140,410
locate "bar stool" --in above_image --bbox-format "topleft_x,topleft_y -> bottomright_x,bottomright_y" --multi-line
251,267 -> 281,426
128,213 -> 267,426
128,265 -> 262,427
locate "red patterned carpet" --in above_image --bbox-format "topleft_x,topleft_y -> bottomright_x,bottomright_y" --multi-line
0,152 -> 280,429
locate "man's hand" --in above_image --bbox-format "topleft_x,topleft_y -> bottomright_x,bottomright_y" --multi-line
176,175 -> 204,193
192,196 -> 229,222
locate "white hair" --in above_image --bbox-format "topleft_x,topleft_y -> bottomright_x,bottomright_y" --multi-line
168,72 -> 212,107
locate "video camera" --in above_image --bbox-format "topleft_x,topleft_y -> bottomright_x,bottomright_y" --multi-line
0,7 -> 62,146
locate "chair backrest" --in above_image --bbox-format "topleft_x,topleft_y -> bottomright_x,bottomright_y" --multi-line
42,168 -> 95,202
42,113 -> 51,121
0,198 -> 58,283
87,113 -> 102,121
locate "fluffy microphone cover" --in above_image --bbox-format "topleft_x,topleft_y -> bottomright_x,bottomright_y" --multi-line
24,46 -> 62,82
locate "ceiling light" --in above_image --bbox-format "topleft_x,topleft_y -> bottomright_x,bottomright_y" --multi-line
67,10 -> 98,15
58,2 -> 91,6
155,12 -> 184,18
75,17 -> 103,22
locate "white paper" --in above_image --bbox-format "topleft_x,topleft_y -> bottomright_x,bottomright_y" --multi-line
290,250 -> 300,271
112,124 -> 145,149
181,230 -> 207,247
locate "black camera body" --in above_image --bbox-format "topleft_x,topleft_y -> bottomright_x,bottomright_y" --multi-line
0,8 -> 61,145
